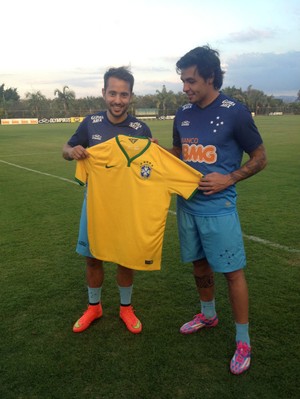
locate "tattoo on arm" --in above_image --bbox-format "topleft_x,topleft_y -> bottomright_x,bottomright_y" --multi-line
230,158 -> 264,181
230,144 -> 267,184
194,273 -> 214,288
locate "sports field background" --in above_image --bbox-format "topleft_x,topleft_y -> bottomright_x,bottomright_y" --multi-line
0,116 -> 299,398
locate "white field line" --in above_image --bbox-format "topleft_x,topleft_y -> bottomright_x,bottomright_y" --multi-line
0,159 -> 77,185
243,234 -> 300,254
2,160 -> 299,254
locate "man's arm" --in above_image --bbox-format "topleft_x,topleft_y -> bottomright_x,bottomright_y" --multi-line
62,143 -> 89,161
229,144 -> 267,183
199,144 -> 267,195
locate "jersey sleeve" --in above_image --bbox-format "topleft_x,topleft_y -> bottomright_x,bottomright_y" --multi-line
172,113 -> 182,148
67,117 -> 89,148
142,123 -> 152,138
75,159 -> 88,186
156,145 -> 202,199
233,105 -> 263,153
133,117 -> 153,138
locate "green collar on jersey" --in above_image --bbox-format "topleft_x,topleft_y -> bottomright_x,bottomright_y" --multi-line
116,135 -> 151,166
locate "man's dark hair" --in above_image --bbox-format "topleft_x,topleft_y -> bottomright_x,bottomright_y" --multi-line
176,45 -> 225,90
103,66 -> 134,92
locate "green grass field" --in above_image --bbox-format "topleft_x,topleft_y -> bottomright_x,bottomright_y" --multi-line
0,116 -> 299,399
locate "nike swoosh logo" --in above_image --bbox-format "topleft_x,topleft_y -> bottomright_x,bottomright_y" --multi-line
133,321 -> 141,329
105,165 -> 115,168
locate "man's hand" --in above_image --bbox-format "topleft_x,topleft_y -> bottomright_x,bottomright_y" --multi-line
62,144 -> 89,160
198,173 -> 233,195
69,145 -> 90,160
150,137 -> 159,144
198,144 -> 267,195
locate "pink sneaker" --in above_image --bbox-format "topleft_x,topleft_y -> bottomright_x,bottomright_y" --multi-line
230,341 -> 251,375
180,313 -> 218,334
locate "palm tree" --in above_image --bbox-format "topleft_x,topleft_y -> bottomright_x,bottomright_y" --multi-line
156,85 -> 177,117
25,91 -> 47,118
54,86 -> 75,116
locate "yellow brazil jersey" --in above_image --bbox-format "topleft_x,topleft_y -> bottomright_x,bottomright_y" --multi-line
75,135 -> 202,271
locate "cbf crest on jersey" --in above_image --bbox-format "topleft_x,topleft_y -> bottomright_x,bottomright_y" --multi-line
140,161 -> 153,179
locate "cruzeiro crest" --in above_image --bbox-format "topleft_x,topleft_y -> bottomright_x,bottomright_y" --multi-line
140,161 -> 153,179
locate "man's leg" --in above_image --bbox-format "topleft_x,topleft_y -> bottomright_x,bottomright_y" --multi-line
73,257 -> 104,333
225,269 -> 248,325
193,258 -> 215,302
180,259 -> 218,334
118,265 -> 142,334
86,257 -> 104,290
225,269 -> 251,375
117,264 -> 134,290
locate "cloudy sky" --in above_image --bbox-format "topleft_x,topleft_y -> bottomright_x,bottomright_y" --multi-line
1,0 -> 299,99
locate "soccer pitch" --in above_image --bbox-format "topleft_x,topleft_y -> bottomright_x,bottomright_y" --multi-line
0,116 -> 299,398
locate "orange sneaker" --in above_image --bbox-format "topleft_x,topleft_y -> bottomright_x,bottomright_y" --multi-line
73,304 -> 103,333
119,305 -> 142,334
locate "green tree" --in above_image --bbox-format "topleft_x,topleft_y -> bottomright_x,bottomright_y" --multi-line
155,85 -> 177,116
0,84 -> 5,117
174,91 -> 190,109
0,84 -> 20,118
223,86 -> 247,104
54,85 -> 75,116
71,96 -> 106,116
25,91 -> 48,119
245,86 -> 261,113
135,94 -> 157,109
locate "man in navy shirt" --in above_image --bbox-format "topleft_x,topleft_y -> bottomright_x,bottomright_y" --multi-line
170,46 -> 267,374
63,67 -> 152,335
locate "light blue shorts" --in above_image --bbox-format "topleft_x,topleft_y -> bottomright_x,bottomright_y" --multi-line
76,192 -> 94,258
177,207 -> 246,273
